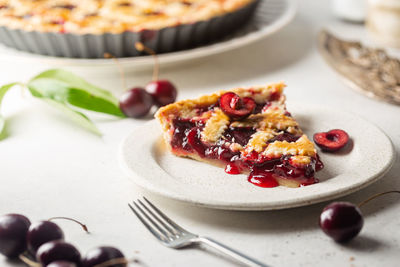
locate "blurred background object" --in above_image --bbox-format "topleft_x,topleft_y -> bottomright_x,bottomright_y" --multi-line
367,0 -> 400,48
332,0 -> 367,22
318,30 -> 400,105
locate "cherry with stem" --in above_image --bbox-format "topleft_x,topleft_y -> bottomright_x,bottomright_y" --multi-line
105,51 -> 155,118
103,54 -> 153,119
48,217 -> 89,234
27,216 -> 89,255
111,42 -> 178,118
135,42 -> 177,107
319,190 -> 400,243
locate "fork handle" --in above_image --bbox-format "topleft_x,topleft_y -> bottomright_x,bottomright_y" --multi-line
196,236 -> 269,267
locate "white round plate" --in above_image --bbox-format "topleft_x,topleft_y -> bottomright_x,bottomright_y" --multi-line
119,105 -> 394,210
0,0 -> 296,71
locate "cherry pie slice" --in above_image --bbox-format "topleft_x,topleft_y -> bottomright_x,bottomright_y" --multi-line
155,83 -> 323,188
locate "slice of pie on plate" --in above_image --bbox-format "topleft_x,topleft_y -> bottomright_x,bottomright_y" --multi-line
155,83 -> 323,188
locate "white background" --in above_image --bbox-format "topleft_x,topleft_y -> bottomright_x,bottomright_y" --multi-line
0,0 -> 399,266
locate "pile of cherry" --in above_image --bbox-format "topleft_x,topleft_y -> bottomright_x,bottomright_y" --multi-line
0,215 -> 127,267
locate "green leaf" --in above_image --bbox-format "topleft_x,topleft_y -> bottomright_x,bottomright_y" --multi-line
28,69 -> 125,117
31,69 -> 115,99
0,82 -> 18,104
0,82 -> 19,134
41,98 -> 102,136
28,78 -> 124,117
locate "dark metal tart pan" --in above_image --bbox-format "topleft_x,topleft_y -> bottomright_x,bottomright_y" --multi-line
0,0 -> 261,58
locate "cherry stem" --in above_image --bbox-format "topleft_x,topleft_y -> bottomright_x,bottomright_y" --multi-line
104,53 -> 127,91
93,257 -> 141,267
19,254 -> 41,267
135,42 -> 159,81
48,217 -> 90,233
358,190 -> 400,208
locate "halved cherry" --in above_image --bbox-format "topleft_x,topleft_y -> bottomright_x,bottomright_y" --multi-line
219,92 -> 256,120
313,129 -> 349,152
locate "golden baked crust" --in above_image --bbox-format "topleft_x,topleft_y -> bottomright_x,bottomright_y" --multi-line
156,83 -> 284,142
0,0 -> 255,34
155,82 -> 317,163
201,108 -> 230,144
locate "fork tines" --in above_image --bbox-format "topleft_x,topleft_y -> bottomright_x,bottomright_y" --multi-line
128,197 -> 188,242
129,198 -> 268,266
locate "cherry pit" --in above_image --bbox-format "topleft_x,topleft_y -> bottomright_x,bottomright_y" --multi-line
118,42 -> 177,118
0,215 -> 129,267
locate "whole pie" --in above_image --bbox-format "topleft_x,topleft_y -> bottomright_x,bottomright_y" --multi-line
156,83 -> 324,188
0,0 -> 255,34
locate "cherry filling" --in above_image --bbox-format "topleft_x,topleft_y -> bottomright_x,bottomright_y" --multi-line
170,119 -> 323,188
194,103 -> 218,115
253,103 -> 266,114
248,171 -> 279,188
248,156 -> 323,188
225,163 -> 241,175
171,119 -> 241,160
170,119 -> 198,151
268,133 -> 300,143
223,127 -> 256,146
170,119 -> 248,171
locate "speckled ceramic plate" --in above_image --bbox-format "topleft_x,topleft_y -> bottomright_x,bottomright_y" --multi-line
119,105 -> 395,210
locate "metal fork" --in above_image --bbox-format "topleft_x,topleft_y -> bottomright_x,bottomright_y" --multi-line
128,198 -> 268,267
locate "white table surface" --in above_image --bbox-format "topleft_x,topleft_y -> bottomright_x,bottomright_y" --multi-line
1,1 -> 399,266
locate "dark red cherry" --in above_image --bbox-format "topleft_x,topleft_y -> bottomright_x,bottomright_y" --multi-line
313,129 -> 349,152
222,127 -> 256,146
186,127 -> 205,156
219,92 -> 256,120
27,220 -> 64,254
145,80 -> 177,107
268,133 -> 300,143
82,246 -> 126,267
0,214 -> 31,258
36,240 -> 81,266
119,87 -> 153,118
319,202 -> 363,242
48,261 -> 77,267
